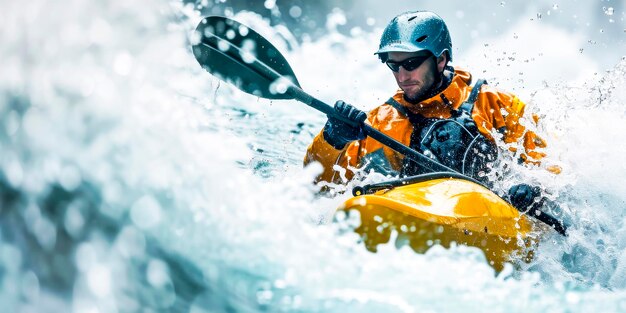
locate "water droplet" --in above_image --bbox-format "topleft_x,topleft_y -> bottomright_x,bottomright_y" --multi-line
21,271 -> 40,302
366,17 -> 376,26
34,217 -> 56,250
65,201 -> 85,237
147,259 -> 170,288
88,264 -> 112,298
566,291 -> 581,304
500,1 -> 506,6
203,26 -> 214,38
604,7 -> 614,16
116,226 -> 146,259
513,33 -> 518,39
264,0 -> 276,9
256,287 -> 274,305
5,157 -> 23,188
238,25 -> 249,36
240,39 -> 256,64
217,39 -> 230,52
537,13 -> 542,19
326,8 -> 347,31
269,77 -> 291,95
130,195 -> 162,230
76,243 -> 97,272
59,165 -> 81,191
114,51 -> 133,76
579,48 -> 584,53
225,29 -> 235,40
349,27 -> 362,36
274,279 -> 287,289
289,5 -> 302,18
189,31 -> 201,45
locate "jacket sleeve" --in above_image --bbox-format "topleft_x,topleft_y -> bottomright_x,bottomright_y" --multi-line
303,131 -> 348,183
503,95 -> 548,164
303,114 -> 375,184
474,88 -> 549,165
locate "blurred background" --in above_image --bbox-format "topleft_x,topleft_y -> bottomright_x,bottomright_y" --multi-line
196,0 -> 624,71
1,0 -> 625,312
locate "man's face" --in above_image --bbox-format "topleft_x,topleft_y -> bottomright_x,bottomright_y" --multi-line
387,51 -> 444,103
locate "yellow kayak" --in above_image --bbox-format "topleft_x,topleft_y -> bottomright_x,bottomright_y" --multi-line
335,174 -> 541,271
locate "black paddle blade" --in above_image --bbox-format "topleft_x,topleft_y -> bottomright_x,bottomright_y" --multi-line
192,16 -> 301,100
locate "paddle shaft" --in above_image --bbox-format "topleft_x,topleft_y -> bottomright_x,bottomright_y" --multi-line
232,45 -> 456,173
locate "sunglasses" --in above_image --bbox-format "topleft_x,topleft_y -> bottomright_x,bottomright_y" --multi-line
385,54 -> 433,72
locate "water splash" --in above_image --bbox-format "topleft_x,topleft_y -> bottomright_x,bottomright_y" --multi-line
2,0 -> 626,312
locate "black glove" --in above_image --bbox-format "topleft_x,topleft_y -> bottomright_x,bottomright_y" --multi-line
322,100 -> 367,150
508,183 -> 541,210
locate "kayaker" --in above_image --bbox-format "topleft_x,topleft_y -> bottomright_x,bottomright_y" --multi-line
304,11 -> 554,208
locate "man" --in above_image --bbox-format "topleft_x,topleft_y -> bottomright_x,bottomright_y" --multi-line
304,11 -> 550,208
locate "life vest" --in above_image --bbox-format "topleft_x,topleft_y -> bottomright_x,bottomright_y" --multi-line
386,79 -> 499,183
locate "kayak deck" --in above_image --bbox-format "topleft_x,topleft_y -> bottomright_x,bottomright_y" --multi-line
335,178 -> 539,271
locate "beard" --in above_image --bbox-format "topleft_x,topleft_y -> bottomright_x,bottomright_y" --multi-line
402,60 -> 441,103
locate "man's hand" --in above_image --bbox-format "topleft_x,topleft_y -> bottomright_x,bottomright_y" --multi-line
508,183 -> 541,210
322,100 -> 367,150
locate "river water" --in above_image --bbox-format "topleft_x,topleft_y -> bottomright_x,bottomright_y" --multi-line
2,1 -> 626,312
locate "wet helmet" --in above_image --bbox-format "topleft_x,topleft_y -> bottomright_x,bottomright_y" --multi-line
375,11 -> 452,62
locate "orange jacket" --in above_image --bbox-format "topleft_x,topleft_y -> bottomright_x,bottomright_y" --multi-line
304,67 -> 547,184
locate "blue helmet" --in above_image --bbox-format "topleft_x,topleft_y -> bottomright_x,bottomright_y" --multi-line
375,11 -> 453,62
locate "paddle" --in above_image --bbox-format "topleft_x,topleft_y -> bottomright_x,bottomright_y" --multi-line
190,16 -> 567,236
191,16 -> 454,173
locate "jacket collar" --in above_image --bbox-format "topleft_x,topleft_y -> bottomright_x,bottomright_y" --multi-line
391,67 -> 473,116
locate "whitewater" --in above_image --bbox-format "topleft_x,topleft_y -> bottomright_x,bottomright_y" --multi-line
1,0 -> 626,312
